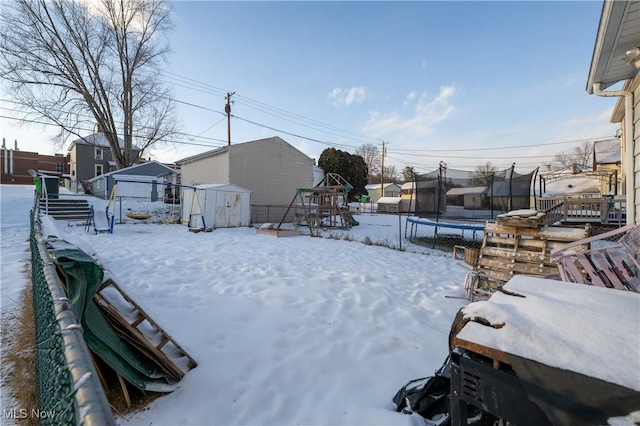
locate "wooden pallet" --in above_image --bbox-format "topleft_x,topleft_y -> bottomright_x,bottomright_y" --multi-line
477,222 -> 590,283
94,277 -> 198,380
551,224 -> 640,292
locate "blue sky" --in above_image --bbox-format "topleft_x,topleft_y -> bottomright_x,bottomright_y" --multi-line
0,1 -> 621,174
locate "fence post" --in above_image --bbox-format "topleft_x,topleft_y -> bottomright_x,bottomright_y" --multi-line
398,213 -> 402,251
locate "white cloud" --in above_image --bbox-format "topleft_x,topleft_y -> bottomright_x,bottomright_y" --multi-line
328,86 -> 366,108
364,85 -> 457,139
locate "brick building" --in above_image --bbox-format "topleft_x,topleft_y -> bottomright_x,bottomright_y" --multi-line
1,139 -> 69,185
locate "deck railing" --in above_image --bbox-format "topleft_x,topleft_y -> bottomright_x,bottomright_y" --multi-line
539,196 -> 626,226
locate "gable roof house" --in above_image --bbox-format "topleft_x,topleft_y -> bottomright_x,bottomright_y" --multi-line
364,183 -> 401,203
67,131 -> 141,193
175,136 -> 315,223
586,0 -> 640,224
88,160 -> 179,201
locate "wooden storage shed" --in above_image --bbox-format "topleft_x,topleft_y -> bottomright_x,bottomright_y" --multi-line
182,183 -> 252,229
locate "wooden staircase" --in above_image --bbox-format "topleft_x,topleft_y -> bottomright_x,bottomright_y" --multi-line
39,197 -> 91,220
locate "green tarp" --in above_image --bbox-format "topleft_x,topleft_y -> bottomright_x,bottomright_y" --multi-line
46,237 -> 176,391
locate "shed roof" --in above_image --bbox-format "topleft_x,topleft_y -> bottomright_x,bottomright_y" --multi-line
194,183 -> 252,193
377,197 -> 401,205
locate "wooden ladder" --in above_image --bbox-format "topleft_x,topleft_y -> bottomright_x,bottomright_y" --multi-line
94,278 -> 198,380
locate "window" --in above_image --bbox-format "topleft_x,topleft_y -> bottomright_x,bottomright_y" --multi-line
56,162 -> 64,174
95,147 -> 103,160
95,164 -> 103,177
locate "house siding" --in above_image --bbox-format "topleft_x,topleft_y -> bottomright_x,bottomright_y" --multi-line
180,152 -> 229,189
633,77 -> 640,224
229,138 -> 313,207
177,137 -> 314,223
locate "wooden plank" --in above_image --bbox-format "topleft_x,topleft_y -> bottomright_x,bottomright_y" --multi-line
591,253 -> 625,290
563,259 -> 588,283
576,253 -> 607,287
453,336 -> 510,366
481,247 -> 547,262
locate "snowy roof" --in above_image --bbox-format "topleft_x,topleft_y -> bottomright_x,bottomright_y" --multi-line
593,139 -> 621,165
88,160 -> 178,182
377,196 -> 401,204
365,183 -> 400,190
446,186 -> 487,196
538,176 -> 600,196
67,132 -> 132,151
194,183 -> 252,193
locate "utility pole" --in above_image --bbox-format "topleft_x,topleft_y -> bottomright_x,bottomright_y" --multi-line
380,141 -> 386,196
225,92 -> 236,146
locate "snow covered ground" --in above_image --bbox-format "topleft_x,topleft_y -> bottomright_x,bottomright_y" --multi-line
1,184 -> 469,425
2,184 -> 638,426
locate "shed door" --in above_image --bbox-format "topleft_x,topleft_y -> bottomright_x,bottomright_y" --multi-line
215,192 -> 243,228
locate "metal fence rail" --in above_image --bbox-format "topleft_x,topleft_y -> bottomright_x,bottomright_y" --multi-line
29,208 -> 115,426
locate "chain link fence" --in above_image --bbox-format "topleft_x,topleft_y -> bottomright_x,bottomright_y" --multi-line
29,208 -> 115,425
277,209 -> 486,256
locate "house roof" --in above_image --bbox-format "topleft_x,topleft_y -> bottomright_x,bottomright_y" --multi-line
87,160 -> 178,182
365,183 -> 400,190
67,132 -> 130,151
593,138 -> 621,164
586,0 -> 640,93
175,136 -> 312,165
447,186 -> 487,196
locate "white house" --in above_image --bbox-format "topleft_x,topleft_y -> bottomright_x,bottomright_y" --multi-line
586,0 -> 639,224
365,183 -> 401,203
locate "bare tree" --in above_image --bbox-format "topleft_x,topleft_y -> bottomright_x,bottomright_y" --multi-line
355,143 -> 381,180
0,0 -> 179,169
553,141 -> 593,171
473,161 -> 497,187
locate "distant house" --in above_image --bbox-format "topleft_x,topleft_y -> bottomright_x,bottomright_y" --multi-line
67,131 -> 141,193
1,139 -> 69,185
447,187 -> 487,209
175,136 -> 315,223
364,183 -> 401,203
88,160 -> 178,201
586,0 -> 639,224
